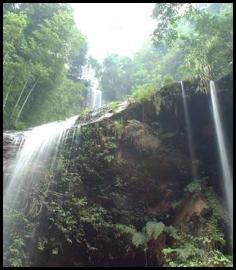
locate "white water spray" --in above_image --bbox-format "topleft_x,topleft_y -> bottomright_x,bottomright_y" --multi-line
180,81 -> 198,178
90,86 -> 102,110
210,80 -> 233,242
3,115 -> 78,264
82,64 -> 102,110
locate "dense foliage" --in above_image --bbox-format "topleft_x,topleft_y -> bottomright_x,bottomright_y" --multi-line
3,3 -> 232,127
4,82 -> 233,266
152,3 -> 232,81
3,2 -> 233,268
3,3 -> 88,129
98,43 -> 178,103
97,3 -> 232,102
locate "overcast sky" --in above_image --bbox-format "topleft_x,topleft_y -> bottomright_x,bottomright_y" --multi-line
71,3 -> 156,63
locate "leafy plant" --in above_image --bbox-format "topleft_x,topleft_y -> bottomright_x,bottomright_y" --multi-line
132,232 -> 148,248
116,221 -> 178,250
163,74 -> 175,85
132,84 -> 156,103
80,107 -> 92,119
145,221 -> 165,240
162,225 -> 232,267
8,233 -> 25,267
37,237 -> 48,251
112,120 -> 125,138
106,101 -> 120,112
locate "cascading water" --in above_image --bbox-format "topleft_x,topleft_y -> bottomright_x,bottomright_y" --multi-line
90,86 -> 102,110
83,64 -> 102,110
3,115 -> 78,266
209,80 -> 233,244
180,81 -> 198,178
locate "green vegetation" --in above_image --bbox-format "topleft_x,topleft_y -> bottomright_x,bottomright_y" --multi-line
3,2 -> 233,268
79,107 -> 93,122
116,221 -> 178,249
132,84 -> 156,103
96,3 -> 232,103
112,120 -> 126,138
3,3 -> 88,129
3,3 -> 232,129
113,173 -> 233,267
184,177 -> 228,222
152,3 -> 232,81
161,176 -> 233,267
163,74 -> 175,86
105,101 -> 120,112
3,151 -> 111,267
162,228 -> 232,267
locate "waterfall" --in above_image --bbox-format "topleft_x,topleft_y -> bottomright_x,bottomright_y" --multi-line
82,64 -> 102,110
3,115 -> 78,265
180,81 -> 198,178
90,87 -> 102,110
210,80 -> 233,243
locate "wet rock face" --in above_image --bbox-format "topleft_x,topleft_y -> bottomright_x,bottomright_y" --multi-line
173,193 -> 208,225
3,132 -> 24,185
64,75 -> 231,266
4,74 -> 232,267
3,133 -> 22,157
93,76 -> 231,223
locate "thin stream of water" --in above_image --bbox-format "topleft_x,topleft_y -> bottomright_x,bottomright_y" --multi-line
180,81 -> 198,179
210,80 -> 233,244
89,87 -> 102,110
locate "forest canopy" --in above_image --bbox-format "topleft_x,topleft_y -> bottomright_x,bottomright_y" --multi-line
3,3 -> 233,129
3,3 -> 233,268
3,3 -> 88,129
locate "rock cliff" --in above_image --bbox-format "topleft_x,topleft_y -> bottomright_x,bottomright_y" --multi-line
3,75 -> 233,267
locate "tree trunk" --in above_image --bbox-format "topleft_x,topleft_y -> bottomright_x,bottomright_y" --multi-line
15,77 -> 39,122
3,80 -> 13,110
3,53 -> 8,65
13,75 -> 30,112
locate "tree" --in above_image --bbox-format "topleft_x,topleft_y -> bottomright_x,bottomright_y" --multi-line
152,3 -> 233,81
3,3 -> 89,129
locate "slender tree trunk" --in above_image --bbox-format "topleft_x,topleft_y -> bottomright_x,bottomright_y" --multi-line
15,77 -> 39,122
3,80 -> 13,110
3,92 -> 9,111
13,75 -> 30,111
3,53 -> 8,65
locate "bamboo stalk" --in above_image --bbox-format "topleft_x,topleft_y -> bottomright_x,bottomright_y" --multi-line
13,75 -> 30,111
3,80 -> 13,110
15,77 -> 39,122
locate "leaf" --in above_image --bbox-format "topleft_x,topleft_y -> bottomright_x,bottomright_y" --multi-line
145,221 -> 165,239
66,238 -> 72,244
162,247 -> 176,254
52,247 -> 59,255
132,232 -> 147,247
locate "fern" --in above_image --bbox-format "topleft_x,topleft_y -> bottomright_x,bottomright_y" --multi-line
145,221 -> 165,240
175,243 -> 204,260
132,232 -> 147,248
115,224 -> 136,235
164,225 -> 180,239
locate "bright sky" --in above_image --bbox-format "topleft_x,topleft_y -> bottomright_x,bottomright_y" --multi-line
71,3 -> 156,63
